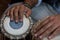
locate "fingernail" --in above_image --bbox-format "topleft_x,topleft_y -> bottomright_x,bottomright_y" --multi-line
48,36 -> 51,39
16,20 -> 18,22
34,34 -> 38,37
10,20 -> 13,22
39,36 -> 42,39
15,20 -> 18,24
39,36 -> 43,40
20,19 -> 23,22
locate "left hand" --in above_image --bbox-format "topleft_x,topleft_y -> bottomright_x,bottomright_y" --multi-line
32,14 -> 60,40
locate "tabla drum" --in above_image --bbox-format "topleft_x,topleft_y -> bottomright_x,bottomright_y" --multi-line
31,3 -> 60,40
0,3 -> 33,40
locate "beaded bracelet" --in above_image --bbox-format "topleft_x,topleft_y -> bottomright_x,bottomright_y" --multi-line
24,3 -> 33,9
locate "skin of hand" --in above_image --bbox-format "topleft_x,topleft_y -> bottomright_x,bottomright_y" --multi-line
7,2 -> 31,23
32,14 -> 60,40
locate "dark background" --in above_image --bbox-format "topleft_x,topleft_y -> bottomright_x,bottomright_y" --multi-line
10,0 -> 60,6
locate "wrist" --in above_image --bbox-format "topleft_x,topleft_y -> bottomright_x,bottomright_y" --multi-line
24,3 -> 32,9
24,0 -> 38,8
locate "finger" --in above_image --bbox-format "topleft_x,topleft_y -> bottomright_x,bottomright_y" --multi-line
34,16 -> 50,32
14,6 -> 19,23
31,20 -> 41,35
10,7 -> 15,21
34,16 -> 55,33
25,7 -> 31,17
19,5 -> 24,22
48,26 -> 60,39
39,23 -> 59,39
34,19 -> 54,37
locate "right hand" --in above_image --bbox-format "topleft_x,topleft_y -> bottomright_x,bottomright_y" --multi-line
7,3 -> 32,23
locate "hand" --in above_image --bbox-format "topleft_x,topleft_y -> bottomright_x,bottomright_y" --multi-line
32,14 -> 60,40
7,3 -> 31,23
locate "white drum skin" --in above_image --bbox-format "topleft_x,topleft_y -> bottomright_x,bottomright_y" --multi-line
4,15 -> 30,35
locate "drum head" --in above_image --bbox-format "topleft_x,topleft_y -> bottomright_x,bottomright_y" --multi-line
4,15 -> 30,36
1,3 -> 33,39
